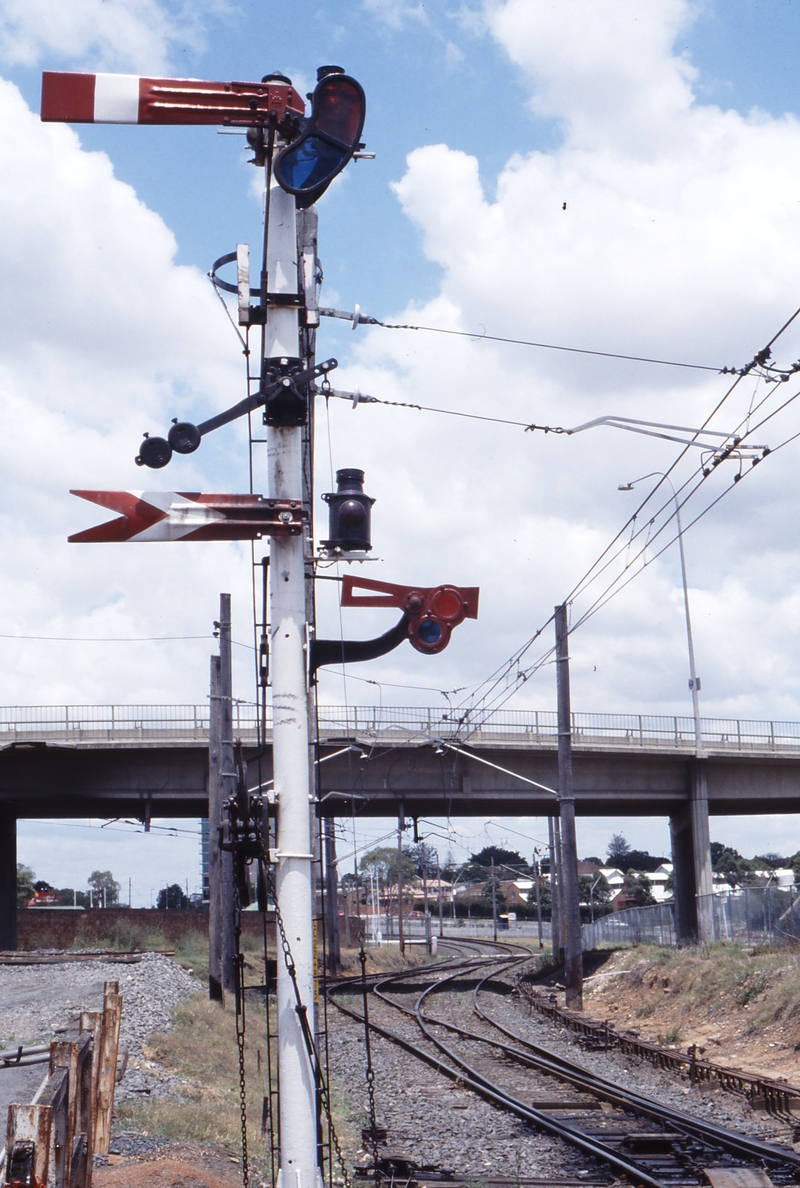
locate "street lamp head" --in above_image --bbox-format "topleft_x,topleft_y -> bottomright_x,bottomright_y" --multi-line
617,483 -> 634,491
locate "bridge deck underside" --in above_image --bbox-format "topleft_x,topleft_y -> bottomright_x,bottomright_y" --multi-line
1,737 -> 799,818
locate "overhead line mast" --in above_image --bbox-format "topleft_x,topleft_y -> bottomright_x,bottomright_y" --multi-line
48,60 -> 480,1188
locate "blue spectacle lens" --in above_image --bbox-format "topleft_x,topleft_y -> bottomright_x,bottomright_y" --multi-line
277,136 -> 348,192
418,620 -> 443,645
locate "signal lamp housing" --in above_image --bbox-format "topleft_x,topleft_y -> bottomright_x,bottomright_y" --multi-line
322,468 -> 374,552
274,68 -> 366,208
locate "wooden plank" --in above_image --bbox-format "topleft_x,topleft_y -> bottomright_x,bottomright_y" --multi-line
704,1171 -> 774,1188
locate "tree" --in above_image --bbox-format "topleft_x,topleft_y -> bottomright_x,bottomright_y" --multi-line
461,846 -> 529,884
623,872 -> 656,905
607,834 -> 632,865
16,863 -> 35,907
712,847 -> 754,888
359,846 -> 416,884
757,853 -> 786,869
526,878 -> 551,917
710,841 -> 727,865
157,883 -> 188,910
482,873 -> 506,907
579,873 -> 611,907
408,842 -> 439,879
88,870 -> 120,906
56,888 -> 89,907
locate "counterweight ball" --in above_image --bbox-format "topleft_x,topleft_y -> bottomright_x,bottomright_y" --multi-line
135,435 -> 172,469
168,421 -> 202,454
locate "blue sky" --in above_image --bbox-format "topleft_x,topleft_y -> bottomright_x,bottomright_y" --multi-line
7,0 -> 800,899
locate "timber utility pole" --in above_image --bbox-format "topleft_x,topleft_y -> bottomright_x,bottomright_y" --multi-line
555,603 -> 583,1009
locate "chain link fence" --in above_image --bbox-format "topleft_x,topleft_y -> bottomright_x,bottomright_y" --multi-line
581,884 -> 800,950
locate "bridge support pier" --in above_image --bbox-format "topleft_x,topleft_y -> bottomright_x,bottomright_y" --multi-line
669,763 -> 714,944
0,809 -> 17,950
691,763 -> 714,943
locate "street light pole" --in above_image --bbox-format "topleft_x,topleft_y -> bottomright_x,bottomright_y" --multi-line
619,472 -> 702,755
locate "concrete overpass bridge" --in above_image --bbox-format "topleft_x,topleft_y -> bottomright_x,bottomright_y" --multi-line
2,702 -> 800,948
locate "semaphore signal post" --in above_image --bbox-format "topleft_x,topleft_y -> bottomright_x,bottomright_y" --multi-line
45,63 -> 479,1188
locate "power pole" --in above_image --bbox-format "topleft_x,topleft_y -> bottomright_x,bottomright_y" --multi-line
421,846 -> 431,954
555,602 -> 583,1010
397,807 -> 405,956
491,858 -> 498,942
548,816 -> 560,960
323,817 -> 341,975
436,852 -> 444,939
218,593 -> 236,995
534,850 -> 544,949
208,653 -> 223,1002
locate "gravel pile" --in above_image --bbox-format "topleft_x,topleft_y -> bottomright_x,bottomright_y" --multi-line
0,952 -> 201,1106
327,1005 -> 601,1180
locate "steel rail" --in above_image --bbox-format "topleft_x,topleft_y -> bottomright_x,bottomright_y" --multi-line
331,948 -> 669,1188
334,944 -> 800,1186
451,966 -> 800,1172
519,987 -> 800,1120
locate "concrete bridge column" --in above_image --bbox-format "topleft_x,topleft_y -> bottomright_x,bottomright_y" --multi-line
691,762 -> 714,943
0,809 -> 17,950
669,805 -> 697,941
669,763 -> 714,944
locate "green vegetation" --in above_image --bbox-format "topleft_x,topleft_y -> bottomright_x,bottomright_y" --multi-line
115,994 -> 270,1164
608,942 -> 800,1036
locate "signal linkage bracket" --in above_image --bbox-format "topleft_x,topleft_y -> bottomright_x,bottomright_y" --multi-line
310,575 -> 479,672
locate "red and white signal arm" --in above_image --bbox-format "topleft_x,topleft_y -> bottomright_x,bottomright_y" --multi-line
41,72 -> 305,127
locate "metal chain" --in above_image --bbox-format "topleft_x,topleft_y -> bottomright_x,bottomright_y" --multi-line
260,840 -> 353,1188
235,951 -> 250,1187
232,881 -> 251,1188
359,947 -> 381,1181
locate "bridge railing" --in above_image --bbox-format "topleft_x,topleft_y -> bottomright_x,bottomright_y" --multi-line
1,704 -> 800,752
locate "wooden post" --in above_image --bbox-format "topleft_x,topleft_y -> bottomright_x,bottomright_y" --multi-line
38,1064 -> 70,1187
50,1031 -> 94,1187
3,1102 -> 51,1186
93,984 -> 122,1157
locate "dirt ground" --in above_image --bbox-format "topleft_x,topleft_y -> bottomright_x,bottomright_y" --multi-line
580,944 -> 800,1083
94,1143 -> 243,1187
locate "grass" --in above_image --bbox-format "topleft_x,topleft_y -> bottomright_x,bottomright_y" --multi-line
115,993 -> 274,1172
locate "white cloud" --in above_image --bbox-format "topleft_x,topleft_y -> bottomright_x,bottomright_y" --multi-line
313,0 -> 800,735
361,0 -> 429,31
0,79 -> 255,707
0,0 -> 213,72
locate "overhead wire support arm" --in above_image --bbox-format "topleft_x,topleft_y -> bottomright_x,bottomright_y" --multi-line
319,387 -> 771,457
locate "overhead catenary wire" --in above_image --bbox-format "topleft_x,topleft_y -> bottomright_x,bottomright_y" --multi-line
453,306 -> 800,731
318,307 -> 727,372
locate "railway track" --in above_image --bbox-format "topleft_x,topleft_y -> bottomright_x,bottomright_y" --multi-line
328,940 -> 800,1188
